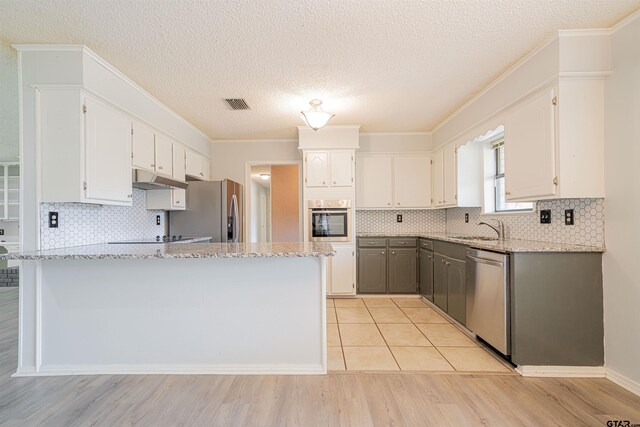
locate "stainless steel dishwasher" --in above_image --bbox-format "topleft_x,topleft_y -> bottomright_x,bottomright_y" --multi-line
466,248 -> 510,356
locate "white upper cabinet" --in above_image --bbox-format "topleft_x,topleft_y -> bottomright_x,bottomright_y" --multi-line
356,156 -> 393,208
173,144 -> 186,181
38,88 -> 132,206
329,151 -> 354,187
154,134 -> 174,178
503,80 -> 605,201
356,154 -> 431,209
442,143 -> 457,207
305,151 -> 330,187
393,156 -> 431,208
84,96 -> 133,204
185,149 -> 210,181
304,151 -> 354,188
431,148 -> 444,207
504,87 -> 556,200
132,122 -> 155,171
132,123 -> 175,179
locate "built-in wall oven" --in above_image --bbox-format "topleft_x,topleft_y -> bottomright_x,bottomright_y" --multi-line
308,200 -> 351,242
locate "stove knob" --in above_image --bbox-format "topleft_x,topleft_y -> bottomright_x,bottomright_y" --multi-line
162,236 -> 168,242
172,235 -> 177,241
178,235 -> 183,240
156,235 -> 160,242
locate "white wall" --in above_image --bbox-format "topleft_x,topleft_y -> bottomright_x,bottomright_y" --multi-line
603,13 -> 640,388
0,39 -> 19,161
359,132 -> 431,153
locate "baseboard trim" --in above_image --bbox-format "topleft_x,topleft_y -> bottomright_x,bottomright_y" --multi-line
516,365 -> 606,377
12,364 -> 326,377
606,368 -> 640,397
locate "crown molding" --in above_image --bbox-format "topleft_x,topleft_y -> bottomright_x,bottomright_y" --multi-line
212,138 -> 297,144
430,33 -> 559,134
13,44 -> 214,146
360,131 -> 431,136
610,8 -> 640,34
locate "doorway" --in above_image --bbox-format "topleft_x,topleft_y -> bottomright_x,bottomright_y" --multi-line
246,162 -> 302,243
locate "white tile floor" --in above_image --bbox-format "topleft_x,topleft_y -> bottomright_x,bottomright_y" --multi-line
327,297 -> 514,373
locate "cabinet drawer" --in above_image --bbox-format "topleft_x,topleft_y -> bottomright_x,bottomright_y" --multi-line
419,239 -> 434,250
388,238 -> 417,248
358,238 -> 387,248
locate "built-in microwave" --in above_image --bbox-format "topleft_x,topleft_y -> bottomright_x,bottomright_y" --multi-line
308,200 -> 351,242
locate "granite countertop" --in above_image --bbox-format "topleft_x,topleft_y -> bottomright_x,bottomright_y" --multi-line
357,232 -> 604,253
0,242 -> 336,260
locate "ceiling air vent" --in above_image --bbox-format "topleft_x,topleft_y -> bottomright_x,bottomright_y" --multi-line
225,98 -> 251,110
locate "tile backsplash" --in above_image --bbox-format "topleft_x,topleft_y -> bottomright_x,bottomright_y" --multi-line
356,210 -> 446,235
356,198 -> 604,248
40,189 -> 165,249
446,199 -> 605,247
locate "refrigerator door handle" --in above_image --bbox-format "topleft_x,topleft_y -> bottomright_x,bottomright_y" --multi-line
231,194 -> 239,242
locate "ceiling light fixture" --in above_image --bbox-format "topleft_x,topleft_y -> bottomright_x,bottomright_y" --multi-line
259,173 -> 270,180
300,99 -> 334,131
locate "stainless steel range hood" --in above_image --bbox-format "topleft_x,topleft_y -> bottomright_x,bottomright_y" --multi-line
132,169 -> 189,190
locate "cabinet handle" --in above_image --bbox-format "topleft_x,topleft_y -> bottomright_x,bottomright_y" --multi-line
387,202 -> 391,206
127,194 -> 132,198
392,251 -> 395,255
200,173 -> 204,176
367,242 -> 376,245
158,166 -> 163,170
399,242 -> 407,245
333,181 -> 336,184
506,192 -> 511,196
381,251 -> 385,255
323,181 -> 326,184
151,164 -> 155,168
397,202 -> 400,205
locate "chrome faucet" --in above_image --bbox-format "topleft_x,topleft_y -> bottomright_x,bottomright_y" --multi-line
478,219 -> 505,240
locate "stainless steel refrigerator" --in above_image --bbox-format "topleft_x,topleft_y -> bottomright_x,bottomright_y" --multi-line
169,179 -> 243,242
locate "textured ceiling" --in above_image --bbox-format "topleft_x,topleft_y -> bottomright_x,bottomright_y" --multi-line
1,0 -> 638,140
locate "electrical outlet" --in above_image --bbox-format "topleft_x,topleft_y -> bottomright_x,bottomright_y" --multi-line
0,229 -> 4,235
464,213 -> 469,223
540,209 -> 551,224
565,209 -> 574,225
156,215 -> 161,226
396,214 -> 403,223
48,211 -> 59,228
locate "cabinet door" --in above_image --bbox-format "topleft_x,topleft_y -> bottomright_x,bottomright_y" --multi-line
84,96 -> 132,203
504,87 -> 557,200
185,149 -> 203,179
172,189 -> 186,209
356,156 -> 393,208
432,149 -> 444,207
154,134 -> 173,178
201,156 -> 211,181
357,248 -> 387,294
305,151 -> 329,187
331,246 -> 356,295
394,155 -> 431,208
446,257 -> 466,325
388,248 -> 417,293
329,151 -> 353,187
443,143 -> 457,207
132,122 -> 155,172
172,144 -> 186,181
419,249 -> 434,301
433,253 -> 448,311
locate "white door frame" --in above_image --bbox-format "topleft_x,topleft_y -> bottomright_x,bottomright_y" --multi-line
244,160 -> 303,243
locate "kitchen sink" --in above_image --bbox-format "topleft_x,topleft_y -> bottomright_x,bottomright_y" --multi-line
450,236 -> 498,241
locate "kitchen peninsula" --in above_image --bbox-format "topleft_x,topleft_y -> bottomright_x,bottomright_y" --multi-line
4,242 -> 334,376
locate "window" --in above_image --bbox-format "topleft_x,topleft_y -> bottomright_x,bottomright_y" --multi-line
493,139 -> 533,212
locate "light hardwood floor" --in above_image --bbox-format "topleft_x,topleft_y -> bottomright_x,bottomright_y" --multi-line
1,288 -> 639,426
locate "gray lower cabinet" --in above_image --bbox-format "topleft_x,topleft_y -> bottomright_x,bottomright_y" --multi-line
357,237 -> 418,294
357,248 -> 387,294
388,248 -> 417,293
419,248 -> 434,301
446,257 -> 466,325
433,254 -> 448,311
